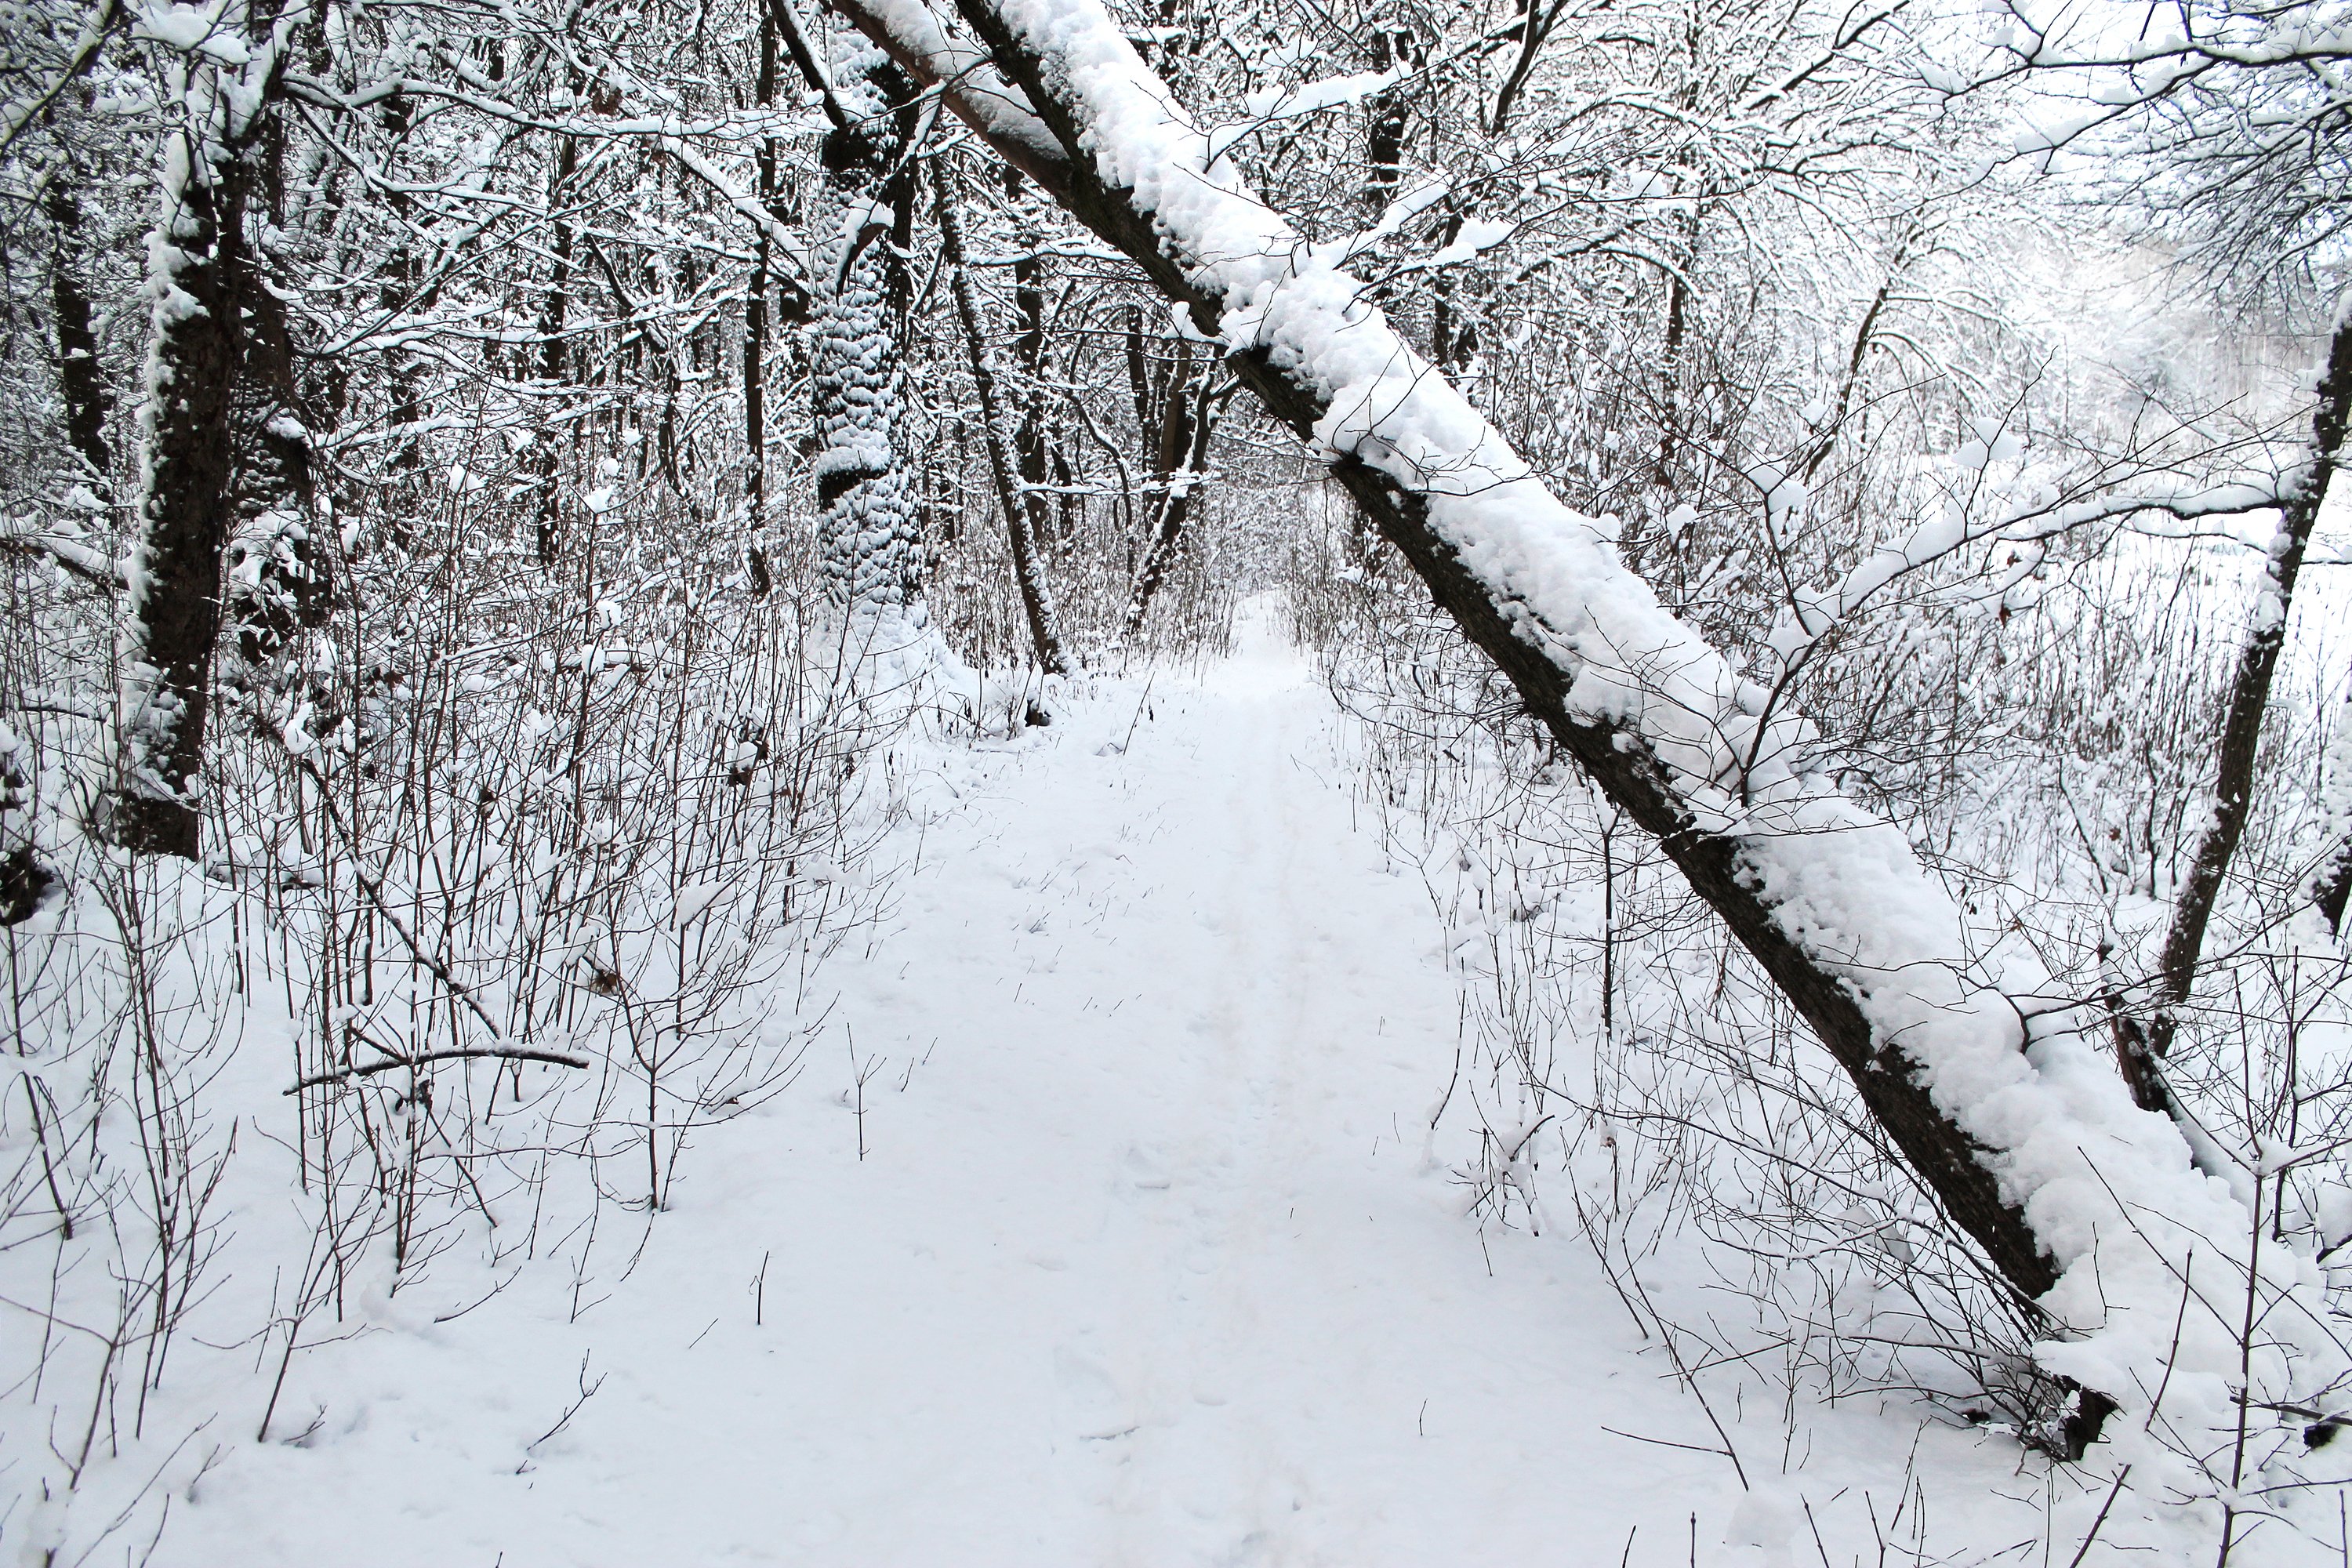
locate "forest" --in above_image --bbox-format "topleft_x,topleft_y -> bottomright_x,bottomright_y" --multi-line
2,0 -> 2350,1559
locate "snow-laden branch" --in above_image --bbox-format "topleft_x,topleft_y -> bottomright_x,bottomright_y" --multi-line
277,72 -> 822,282
658,132 -> 816,281
1762,466 -> 2293,668
0,514 -> 125,589
832,0 -> 2351,1483
834,0 -> 1062,172
0,0 -> 120,163
1202,66 -> 1399,162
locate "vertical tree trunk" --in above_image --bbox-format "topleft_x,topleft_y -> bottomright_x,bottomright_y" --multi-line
223,239 -> 321,677
934,167 -> 1067,672
1360,24 -> 1417,213
2123,316 -> 2352,1109
1004,168 -> 1059,553
109,34 -> 277,858
44,169 -> 112,480
2313,701 -> 2352,932
219,82 -> 326,681
1427,207 -> 1477,371
745,8 -> 780,597
533,130 -> 579,570
378,96 -> 423,480
1123,346 -> 1221,637
811,27 -> 922,615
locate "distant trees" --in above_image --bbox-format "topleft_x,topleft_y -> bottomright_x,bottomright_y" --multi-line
935,161 -> 1069,672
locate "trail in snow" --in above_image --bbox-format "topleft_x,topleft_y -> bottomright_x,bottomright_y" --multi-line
167,609 -> 2107,1566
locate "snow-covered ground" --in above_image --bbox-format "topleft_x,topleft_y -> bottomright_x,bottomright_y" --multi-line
136,608 -> 2290,1566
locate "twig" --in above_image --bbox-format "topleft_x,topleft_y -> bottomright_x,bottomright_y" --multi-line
518,1352 -> 605,1470
1119,671 -> 1156,753
2065,1466 -> 2132,1568
282,750 -> 508,1041
285,1047 -> 588,1094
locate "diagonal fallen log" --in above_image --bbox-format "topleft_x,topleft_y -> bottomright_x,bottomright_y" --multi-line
828,0 -> 2350,1470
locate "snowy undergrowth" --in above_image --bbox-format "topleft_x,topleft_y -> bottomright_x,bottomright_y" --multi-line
1,582 -> 920,1563
1312,579 -> 2352,1563
4,609 -> 2264,1565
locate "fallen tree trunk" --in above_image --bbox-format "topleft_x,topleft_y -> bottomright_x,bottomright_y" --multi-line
826,0 -> 2346,1468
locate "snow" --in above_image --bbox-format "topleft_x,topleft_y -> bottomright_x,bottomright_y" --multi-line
1205,67 -> 1401,160
123,612 -> 2294,1566
855,0 -> 2344,1487
132,0 -> 251,63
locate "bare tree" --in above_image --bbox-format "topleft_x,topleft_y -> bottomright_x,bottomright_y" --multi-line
2118,320 -> 2352,1113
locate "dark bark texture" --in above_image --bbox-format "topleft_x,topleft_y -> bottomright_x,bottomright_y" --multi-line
226,193 -> 327,675
45,172 -> 112,478
745,8 -> 780,596
533,130 -> 578,569
110,130 -> 250,859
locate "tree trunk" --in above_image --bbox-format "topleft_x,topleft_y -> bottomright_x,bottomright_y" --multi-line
533,129 -> 578,570
109,50 -> 271,858
1005,168 -> 1059,551
1361,24 -> 1417,212
2125,316 -> 2352,1109
1123,349 -> 1221,637
223,231 -> 324,677
2314,699 -> 2352,931
746,7 -> 780,597
224,101 -> 326,682
44,169 -> 112,480
811,26 -> 923,614
935,165 -> 1068,673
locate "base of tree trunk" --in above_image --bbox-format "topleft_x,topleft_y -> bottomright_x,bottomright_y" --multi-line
100,792 -> 201,860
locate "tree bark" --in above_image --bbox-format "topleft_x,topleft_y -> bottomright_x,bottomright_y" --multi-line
934,165 -> 1068,672
224,108 -> 325,681
1005,168 -> 1060,550
1361,24 -> 1418,212
109,55 -> 270,857
746,6 -> 781,597
44,168 -> 112,480
532,129 -> 578,570
2314,727 -> 2352,930
2125,317 -> 2352,1110
1123,348 -> 1221,637
810,27 -> 923,613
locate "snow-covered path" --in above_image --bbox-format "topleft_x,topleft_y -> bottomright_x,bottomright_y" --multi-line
168,612 -> 2067,1567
